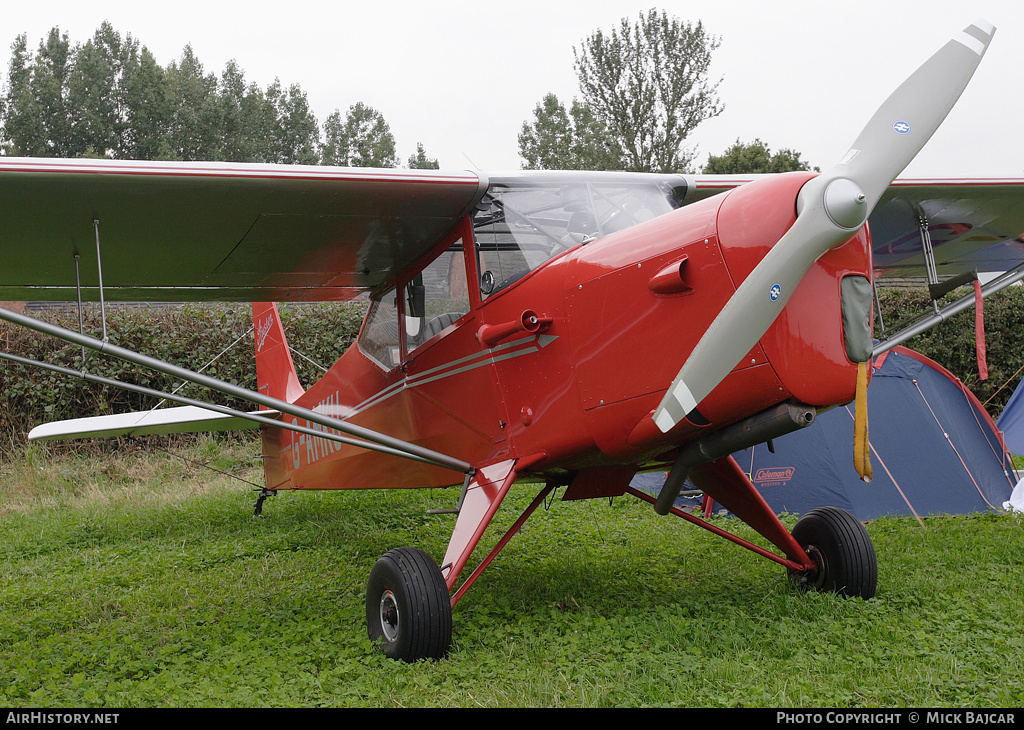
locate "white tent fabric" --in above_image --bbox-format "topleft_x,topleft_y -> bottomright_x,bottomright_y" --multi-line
1004,479 -> 1024,513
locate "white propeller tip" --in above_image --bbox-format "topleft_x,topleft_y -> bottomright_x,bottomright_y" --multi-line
654,410 -> 677,434
971,19 -> 995,36
654,380 -> 699,433
957,20 -> 996,56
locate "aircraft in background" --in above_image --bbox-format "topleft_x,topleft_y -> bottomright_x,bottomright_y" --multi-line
2,20 -> 1021,661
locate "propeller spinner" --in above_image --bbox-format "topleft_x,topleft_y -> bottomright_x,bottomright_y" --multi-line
654,19 -> 996,433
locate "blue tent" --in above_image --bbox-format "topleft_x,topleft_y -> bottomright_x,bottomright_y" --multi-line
634,347 -> 1016,522
996,378 -> 1024,456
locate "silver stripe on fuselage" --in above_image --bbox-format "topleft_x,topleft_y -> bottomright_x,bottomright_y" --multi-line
280,333 -> 557,468
316,333 -> 557,421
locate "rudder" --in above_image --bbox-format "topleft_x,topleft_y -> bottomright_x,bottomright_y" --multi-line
253,302 -> 305,405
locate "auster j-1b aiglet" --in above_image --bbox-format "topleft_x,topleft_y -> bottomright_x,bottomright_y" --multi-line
2,20 -> 1023,661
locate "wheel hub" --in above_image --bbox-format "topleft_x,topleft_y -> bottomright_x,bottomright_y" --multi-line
791,544 -> 827,590
806,544 -> 828,587
379,589 -> 400,642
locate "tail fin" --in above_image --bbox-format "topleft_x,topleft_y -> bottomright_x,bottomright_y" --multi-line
253,303 -> 305,405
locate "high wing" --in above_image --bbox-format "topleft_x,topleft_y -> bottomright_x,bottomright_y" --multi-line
1,156 -> 1021,305
0,158 -> 487,302
869,179 -> 1024,279
683,174 -> 1024,282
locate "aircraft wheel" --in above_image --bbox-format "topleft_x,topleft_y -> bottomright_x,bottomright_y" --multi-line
788,507 -> 877,599
366,546 -> 452,662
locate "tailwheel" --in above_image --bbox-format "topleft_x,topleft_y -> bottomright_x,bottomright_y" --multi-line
788,507 -> 877,599
366,546 -> 452,662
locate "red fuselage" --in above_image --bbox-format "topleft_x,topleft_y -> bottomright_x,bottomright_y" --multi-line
262,172 -> 872,493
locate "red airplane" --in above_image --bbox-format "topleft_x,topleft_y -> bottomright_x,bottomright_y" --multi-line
1,20 -> 1022,662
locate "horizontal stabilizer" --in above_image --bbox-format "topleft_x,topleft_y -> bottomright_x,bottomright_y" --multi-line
28,405 -> 268,441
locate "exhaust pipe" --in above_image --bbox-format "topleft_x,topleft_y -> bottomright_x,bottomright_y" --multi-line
654,401 -> 815,514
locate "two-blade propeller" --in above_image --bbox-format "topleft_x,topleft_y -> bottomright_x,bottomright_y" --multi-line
654,20 -> 996,433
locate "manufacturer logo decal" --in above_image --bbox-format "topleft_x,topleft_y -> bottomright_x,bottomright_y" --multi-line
256,315 -> 273,353
753,467 -> 795,487
893,120 -> 911,135
769,283 -> 782,302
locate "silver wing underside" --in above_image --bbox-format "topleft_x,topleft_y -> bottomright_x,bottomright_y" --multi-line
869,179 -> 1024,279
0,159 -> 1021,303
0,158 -> 487,302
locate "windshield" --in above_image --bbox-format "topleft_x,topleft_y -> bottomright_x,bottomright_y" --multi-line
473,177 -> 685,297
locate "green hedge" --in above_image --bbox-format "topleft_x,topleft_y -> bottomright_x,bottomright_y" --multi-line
2,286 -> 1022,447
876,285 -> 1024,417
0,302 -> 366,447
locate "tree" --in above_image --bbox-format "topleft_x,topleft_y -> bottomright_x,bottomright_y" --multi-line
2,25 -> 176,160
407,142 -> 438,169
343,102 -> 398,167
67,22 -> 147,159
1,24 -> 406,169
703,138 -> 818,174
217,59 -> 272,162
320,109 -> 347,166
1,30 -> 75,157
518,92 -> 622,170
122,46 -> 173,160
267,79 -> 319,165
164,44 -> 221,160
573,9 -> 723,173
320,102 -> 398,167
1,33 -> 45,155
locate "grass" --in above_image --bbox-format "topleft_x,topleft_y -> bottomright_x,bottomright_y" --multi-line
1,436 -> 1023,707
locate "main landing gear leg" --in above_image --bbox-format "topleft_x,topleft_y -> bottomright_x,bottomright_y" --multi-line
638,455 -> 877,600
365,455 -> 546,662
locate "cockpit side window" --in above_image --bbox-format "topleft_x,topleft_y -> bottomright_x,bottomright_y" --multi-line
358,239 -> 472,371
358,287 -> 401,370
403,240 -> 471,353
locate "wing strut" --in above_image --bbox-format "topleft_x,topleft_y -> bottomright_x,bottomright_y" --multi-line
0,305 -> 473,474
873,259 -> 1024,356
73,246 -> 89,368
0,348 -> 450,467
92,217 -> 109,342
918,215 -> 941,311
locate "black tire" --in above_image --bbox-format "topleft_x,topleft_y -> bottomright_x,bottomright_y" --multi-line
788,506 -> 877,599
366,546 -> 452,662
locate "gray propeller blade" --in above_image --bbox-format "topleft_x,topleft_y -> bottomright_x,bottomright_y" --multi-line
654,19 -> 995,434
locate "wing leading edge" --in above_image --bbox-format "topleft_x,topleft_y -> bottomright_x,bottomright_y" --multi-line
0,158 -> 487,302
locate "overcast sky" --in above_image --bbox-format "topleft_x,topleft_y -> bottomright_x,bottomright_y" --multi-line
3,0 -> 1022,177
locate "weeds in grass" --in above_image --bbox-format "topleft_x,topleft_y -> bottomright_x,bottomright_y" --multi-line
1,438 -> 1022,707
